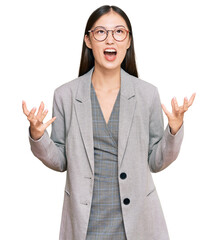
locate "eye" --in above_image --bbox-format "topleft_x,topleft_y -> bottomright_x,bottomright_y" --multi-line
95,29 -> 106,35
115,28 -> 125,35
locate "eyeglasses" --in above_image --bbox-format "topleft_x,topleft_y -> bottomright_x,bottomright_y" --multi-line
88,26 -> 130,42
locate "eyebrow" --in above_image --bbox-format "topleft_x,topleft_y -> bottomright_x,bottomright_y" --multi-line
114,25 -> 126,28
95,25 -> 127,29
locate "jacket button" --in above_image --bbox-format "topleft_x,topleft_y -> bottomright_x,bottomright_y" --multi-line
120,172 -> 127,179
123,198 -> 130,205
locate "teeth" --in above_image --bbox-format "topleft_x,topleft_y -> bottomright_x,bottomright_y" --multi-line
104,49 -> 116,53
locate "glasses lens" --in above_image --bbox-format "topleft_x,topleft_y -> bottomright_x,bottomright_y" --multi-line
114,27 -> 127,41
93,27 -> 107,41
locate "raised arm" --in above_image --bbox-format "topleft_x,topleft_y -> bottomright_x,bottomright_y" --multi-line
148,89 -> 195,173
22,91 -> 67,172
22,101 -> 56,140
161,93 -> 196,135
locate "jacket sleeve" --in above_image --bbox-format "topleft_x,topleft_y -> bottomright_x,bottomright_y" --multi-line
28,90 -> 67,172
148,88 -> 184,173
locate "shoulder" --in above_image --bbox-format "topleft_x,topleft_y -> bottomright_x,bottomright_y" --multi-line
53,76 -> 81,97
122,69 -> 159,98
135,77 -> 157,92
53,69 -> 93,100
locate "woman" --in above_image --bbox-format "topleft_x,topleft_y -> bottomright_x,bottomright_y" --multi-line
22,5 -> 195,240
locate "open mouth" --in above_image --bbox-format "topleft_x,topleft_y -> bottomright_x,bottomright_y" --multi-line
103,48 -> 117,61
104,49 -> 117,56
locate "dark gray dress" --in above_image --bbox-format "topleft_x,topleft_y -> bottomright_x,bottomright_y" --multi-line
86,82 -> 127,239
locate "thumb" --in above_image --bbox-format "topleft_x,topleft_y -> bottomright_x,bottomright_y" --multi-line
44,116 -> 56,129
161,104 -> 170,118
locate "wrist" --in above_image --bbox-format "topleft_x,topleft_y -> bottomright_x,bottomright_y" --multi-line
169,127 -> 178,135
169,122 -> 183,135
29,127 -> 43,141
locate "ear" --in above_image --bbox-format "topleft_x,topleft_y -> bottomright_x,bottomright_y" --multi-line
126,35 -> 131,50
84,34 -> 92,49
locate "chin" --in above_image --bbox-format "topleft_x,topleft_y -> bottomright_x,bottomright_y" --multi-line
101,60 -> 123,71
104,64 -> 120,70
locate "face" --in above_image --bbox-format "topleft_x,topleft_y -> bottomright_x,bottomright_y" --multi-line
85,11 -> 131,72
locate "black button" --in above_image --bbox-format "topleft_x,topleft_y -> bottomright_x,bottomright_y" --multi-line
120,172 -> 127,179
123,198 -> 130,205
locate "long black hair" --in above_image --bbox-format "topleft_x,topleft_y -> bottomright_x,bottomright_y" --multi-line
78,5 -> 138,77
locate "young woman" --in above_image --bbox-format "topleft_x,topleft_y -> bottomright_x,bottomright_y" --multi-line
22,5 -> 195,240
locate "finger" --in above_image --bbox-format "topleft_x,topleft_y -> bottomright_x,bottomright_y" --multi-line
161,104 -> 171,118
44,117 -> 56,129
188,93 -> 196,107
22,100 -> 30,116
27,107 -> 37,120
36,101 -> 45,119
39,108 -> 48,122
183,97 -> 189,112
171,97 -> 179,113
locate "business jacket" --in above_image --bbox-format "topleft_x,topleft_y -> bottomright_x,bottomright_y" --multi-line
29,67 -> 184,240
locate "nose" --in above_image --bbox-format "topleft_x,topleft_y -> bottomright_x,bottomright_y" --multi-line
105,30 -> 114,44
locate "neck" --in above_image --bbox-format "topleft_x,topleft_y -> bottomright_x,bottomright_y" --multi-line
91,65 -> 121,91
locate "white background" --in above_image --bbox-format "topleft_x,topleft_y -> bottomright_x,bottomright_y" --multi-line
1,0 -> 218,239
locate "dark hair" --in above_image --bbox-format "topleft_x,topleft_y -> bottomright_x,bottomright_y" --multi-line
78,5 -> 138,77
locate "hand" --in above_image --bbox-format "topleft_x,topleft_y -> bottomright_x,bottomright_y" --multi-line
22,100 -> 56,140
161,93 -> 196,135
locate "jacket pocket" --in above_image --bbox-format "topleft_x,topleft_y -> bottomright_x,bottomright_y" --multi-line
65,189 -> 70,196
146,187 -> 156,197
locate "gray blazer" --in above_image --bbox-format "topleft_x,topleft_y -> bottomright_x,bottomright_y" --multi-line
29,68 -> 184,240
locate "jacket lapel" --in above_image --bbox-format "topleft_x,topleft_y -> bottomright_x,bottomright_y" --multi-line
74,68 -> 136,174
74,69 -> 95,174
118,69 -> 136,168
